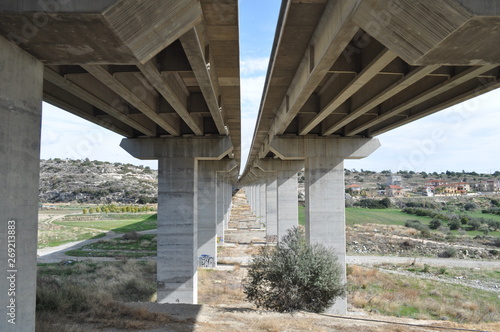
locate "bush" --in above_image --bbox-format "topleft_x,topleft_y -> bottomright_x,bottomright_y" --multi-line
429,219 -> 442,230
448,219 -> 461,230
439,247 -> 457,258
464,202 -> 478,211
243,227 -> 345,313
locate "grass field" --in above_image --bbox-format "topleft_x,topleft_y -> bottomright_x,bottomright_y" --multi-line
54,214 -> 157,233
298,206 -> 432,226
298,206 -> 500,236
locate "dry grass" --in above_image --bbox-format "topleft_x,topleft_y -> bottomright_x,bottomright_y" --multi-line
347,265 -> 500,324
198,267 -> 246,305
36,260 -> 191,331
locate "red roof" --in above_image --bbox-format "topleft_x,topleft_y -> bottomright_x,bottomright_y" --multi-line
388,185 -> 403,189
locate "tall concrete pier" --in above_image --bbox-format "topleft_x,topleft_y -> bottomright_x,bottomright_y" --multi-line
1,0 -> 500,329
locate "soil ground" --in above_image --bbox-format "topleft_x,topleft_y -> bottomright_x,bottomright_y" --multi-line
37,190 -> 499,331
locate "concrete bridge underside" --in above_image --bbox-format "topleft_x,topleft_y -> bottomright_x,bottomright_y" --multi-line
1,1 -> 500,330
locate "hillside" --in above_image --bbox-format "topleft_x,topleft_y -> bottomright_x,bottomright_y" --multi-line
39,158 -> 158,204
40,159 -> 500,204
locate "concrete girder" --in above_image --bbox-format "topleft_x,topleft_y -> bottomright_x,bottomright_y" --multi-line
82,64 -> 181,136
180,27 -> 227,135
0,0 -> 203,65
120,136 -> 233,160
299,48 -> 397,135
138,60 -> 204,135
348,64 -> 498,136
269,136 -> 381,160
43,67 -> 155,136
354,0 -> 500,66
272,0 -> 361,137
323,64 -> 440,136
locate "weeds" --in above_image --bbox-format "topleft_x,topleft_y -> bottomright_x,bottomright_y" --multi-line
347,265 -> 499,323
36,260 -> 175,331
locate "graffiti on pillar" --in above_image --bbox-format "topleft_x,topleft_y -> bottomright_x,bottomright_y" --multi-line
198,254 -> 215,268
217,236 -> 224,244
266,235 -> 278,243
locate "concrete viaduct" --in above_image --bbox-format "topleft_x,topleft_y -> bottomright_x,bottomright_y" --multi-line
0,0 -> 499,330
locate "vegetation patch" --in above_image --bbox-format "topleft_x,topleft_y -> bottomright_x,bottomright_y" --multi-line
244,227 -> 345,313
66,233 -> 157,258
347,265 -> 499,323
54,214 -> 157,233
36,260 -> 188,331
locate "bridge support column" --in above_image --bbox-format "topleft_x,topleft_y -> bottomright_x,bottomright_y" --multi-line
0,36 -> 43,332
257,160 -> 303,242
198,160 -> 236,267
265,172 -> 278,241
269,137 -> 380,314
121,137 -> 232,304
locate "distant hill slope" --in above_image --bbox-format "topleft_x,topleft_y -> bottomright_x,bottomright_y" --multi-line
39,159 -> 158,204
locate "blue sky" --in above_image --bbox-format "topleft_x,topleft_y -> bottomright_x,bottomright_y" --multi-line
40,0 -> 500,173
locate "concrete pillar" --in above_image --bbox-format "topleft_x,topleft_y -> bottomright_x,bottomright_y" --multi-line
158,157 -> 199,303
0,36 -> 43,332
304,156 -> 346,313
259,181 -> 267,228
216,174 -> 226,243
268,136 -> 381,314
198,160 -> 236,267
257,160 -> 303,242
265,172 -> 278,242
121,137 -> 232,304
277,164 -> 300,241
197,161 -> 217,269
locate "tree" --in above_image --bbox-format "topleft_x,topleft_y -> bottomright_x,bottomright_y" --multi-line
243,227 -> 345,313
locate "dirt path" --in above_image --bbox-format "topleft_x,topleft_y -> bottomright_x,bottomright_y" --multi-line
37,229 -> 157,263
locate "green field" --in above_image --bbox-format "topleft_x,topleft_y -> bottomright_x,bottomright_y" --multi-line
298,206 -> 432,226
298,206 -> 500,236
54,214 -> 157,233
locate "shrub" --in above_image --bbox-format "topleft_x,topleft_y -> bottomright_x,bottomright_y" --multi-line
243,227 -> 345,313
464,202 -> 478,211
440,247 -> 458,258
429,219 -> 442,230
448,219 -> 461,230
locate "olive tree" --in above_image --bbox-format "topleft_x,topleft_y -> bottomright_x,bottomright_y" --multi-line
243,227 -> 345,313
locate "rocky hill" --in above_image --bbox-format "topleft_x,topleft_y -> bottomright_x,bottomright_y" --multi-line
39,158 -> 158,204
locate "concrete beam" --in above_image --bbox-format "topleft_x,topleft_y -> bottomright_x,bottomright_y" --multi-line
43,67 -> 156,136
269,136 -> 381,160
82,65 -> 181,136
0,35 -> 43,332
299,48 -> 397,135
0,0 -> 203,64
120,136 -> 233,160
350,65 -> 497,136
138,60 -> 203,135
353,0 -> 500,65
179,26 -> 227,135
326,64 -> 440,136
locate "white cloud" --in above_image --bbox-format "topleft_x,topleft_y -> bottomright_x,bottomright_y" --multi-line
240,57 -> 269,76
41,103 -> 157,169
346,88 -> 500,173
